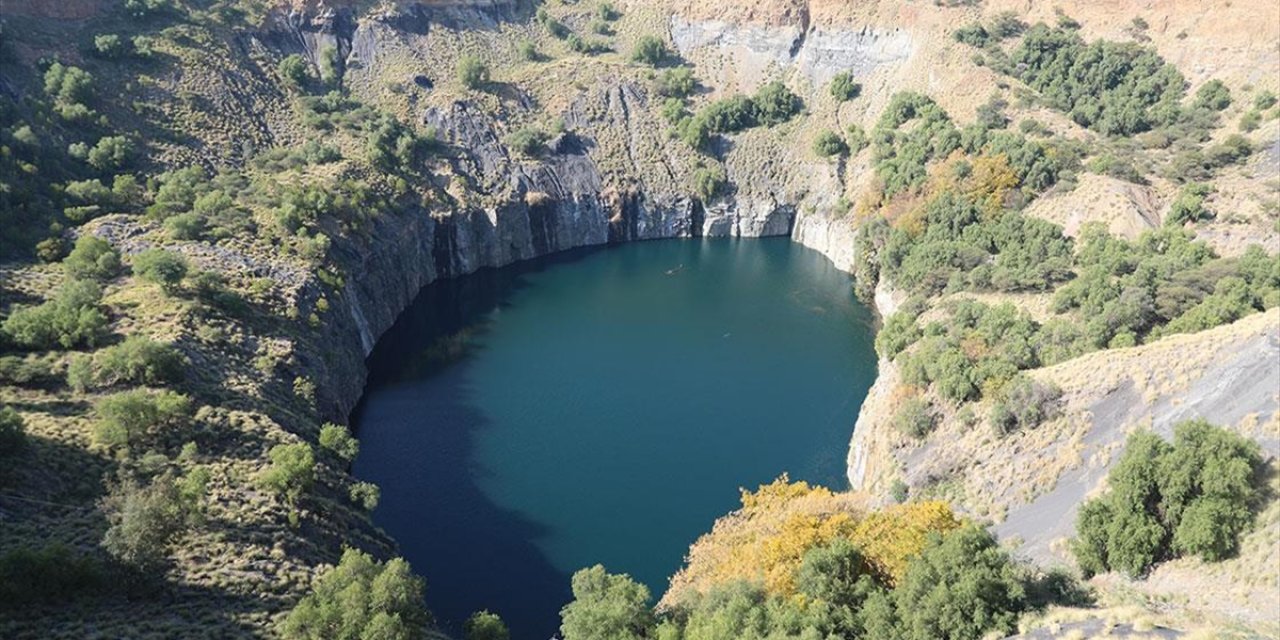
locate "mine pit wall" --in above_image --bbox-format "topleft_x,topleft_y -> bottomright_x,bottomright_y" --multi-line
280,3 -> 885,490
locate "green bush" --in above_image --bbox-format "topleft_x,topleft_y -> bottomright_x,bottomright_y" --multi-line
101,472 -> 202,571
132,249 -> 188,293
457,55 -> 490,90
517,40 -> 540,61
63,235 -> 122,280
1194,79 -> 1232,111
829,71 -> 862,101
1165,182 -> 1214,226
67,335 -> 183,392
0,407 -> 26,457
2,279 -> 109,350
349,481 -> 380,511
893,397 -> 936,438
319,423 -> 360,462
278,54 -> 311,89
506,126 -> 550,157
752,81 -> 803,126
465,611 -> 510,640
93,389 -> 192,449
989,374 -> 1061,435
864,525 -> 1026,640
281,548 -> 432,639
875,312 -> 921,360
631,36 -> 668,66
655,67 -> 695,98
1072,420 -> 1263,577
259,442 -> 316,513
92,34 -> 129,59
1010,25 -> 1185,136
560,565 -> 654,640
691,165 -> 726,202
0,545 -> 105,607
813,130 -> 848,158
43,63 -> 95,120
953,24 -> 990,47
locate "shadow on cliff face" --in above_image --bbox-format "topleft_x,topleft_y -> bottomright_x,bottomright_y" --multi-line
351,247 -> 607,637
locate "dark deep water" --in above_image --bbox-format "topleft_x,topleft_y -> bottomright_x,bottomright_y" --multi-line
350,238 -> 878,638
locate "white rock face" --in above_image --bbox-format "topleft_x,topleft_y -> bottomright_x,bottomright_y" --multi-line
670,16 -> 915,88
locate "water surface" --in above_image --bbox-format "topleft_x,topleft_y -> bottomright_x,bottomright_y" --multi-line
351,238 -> 877,637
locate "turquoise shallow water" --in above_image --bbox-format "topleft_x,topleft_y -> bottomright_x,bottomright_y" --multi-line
351,238 -> 877,638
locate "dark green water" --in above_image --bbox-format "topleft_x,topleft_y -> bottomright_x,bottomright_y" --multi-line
351,238 -> 877,638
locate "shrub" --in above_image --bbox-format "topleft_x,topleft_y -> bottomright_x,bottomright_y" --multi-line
1254,90 -> 1278,111
93,389 -> 192,449
2,279 -> 108,350
1194,79 -> 1232,111
43,63 -> 94,114
0,407 -> 26,457
457,55 -> 490,89
506,126 -> 550,157
349,481 -> 380,511
875,313 -> 921,359
893,397 -> 935,438
319,423 -> 360,461
630,36 -> 668,66
67,335 -> 184,392
1165,182 -> 1214,226
517,39 -> 540,61
0,545 -> 105,607
989,374 -> 1062,435
92,34 -> 129,59
101,472 -> 202,571
1072,421 -> 1263,577
132,249 -> 188,293
63,235 -> 122,280
87,136 -> 132,172
278,54 -> 311,89
259,442 -> 316,512
465,611 -> 510,640
846,124 -> 868,153
560,565 -> 654,640
692,165 -> 726,202
752,81 -> 803,126
813,130 -> 848,158
864,525 -> 1026,640
281,549 -> 431,639
829,71 -> 862,101
1010,25 -> 1185,136
954,24 -> 990,47
655,67 -> 695,98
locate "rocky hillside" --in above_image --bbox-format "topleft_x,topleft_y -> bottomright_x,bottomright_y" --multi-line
0,0 -> 1277,638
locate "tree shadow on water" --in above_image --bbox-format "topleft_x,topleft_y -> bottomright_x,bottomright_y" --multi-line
352,249 -> 612,638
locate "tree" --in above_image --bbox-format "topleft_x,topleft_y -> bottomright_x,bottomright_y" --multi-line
457,55 -> 489,90
63,235 -> 122,280
878,525 -> 1026,640
692,165 -> 726,202
319,423 -> 360,462
631,36 -> 668,66
892,397 -> 935,438
1071,422 -> 1262,576
278,54 -> 311,89
1,279 -> 109,350
752,81 -> 803,126
92,34 -> 129,59
100,472 -> 201,571
281,548 -> 432,640
1194,79 -> 1232,111
813,130 -> 849,158
0,407 -> 26,456
132,249 -> 188,293
464,611 -> 510,640
560,565 -> 655,640
93,389 -> 192,449
655,67 -> 695,98
1165,182 -> 1214,226
829,71 -> 861,101
67,335 -> 184,392
505,126 -> 549,157
259,443 -> 316,515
